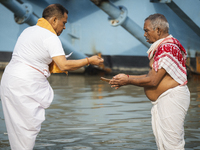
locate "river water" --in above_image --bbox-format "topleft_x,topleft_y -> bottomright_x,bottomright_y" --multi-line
0,73 -> 200,150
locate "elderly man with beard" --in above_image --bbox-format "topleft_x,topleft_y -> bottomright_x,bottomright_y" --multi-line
109,14 -> 190,150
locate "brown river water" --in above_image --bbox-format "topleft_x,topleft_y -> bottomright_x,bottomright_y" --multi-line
0,73 -> 200,150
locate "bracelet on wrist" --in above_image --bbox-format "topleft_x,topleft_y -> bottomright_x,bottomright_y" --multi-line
127,74 -> 129,78
86,57 -> 90,66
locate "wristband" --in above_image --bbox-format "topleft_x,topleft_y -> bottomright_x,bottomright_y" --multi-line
127,74 -> 129,78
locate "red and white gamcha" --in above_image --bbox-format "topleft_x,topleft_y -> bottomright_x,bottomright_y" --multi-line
147,35 -> 187,85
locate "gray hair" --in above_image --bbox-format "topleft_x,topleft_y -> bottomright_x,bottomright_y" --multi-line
145,14 -> 169,33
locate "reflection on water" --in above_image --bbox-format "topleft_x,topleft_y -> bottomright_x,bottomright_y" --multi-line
0,74 -> 200,150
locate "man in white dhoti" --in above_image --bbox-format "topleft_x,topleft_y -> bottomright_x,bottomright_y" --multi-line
0,4 -> 103,150
109,14 -> 190,150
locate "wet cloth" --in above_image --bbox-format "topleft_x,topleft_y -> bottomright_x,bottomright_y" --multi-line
151,85 -> 190,150
147,35 -> 187,85
0,18 -> 66,150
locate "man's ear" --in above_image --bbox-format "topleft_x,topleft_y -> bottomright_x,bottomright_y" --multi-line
156,27 -> 161,36
49,16 -> 57,28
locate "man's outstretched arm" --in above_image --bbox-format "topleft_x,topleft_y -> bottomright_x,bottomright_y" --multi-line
109,68 -> 166,89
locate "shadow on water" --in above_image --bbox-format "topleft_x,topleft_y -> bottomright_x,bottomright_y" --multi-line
0,73 -> 200,150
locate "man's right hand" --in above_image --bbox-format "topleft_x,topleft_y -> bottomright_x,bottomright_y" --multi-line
88,55 -> 104,66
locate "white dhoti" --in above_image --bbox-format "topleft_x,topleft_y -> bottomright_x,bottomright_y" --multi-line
151,85 -> 190,150
1,59 -> 54,150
